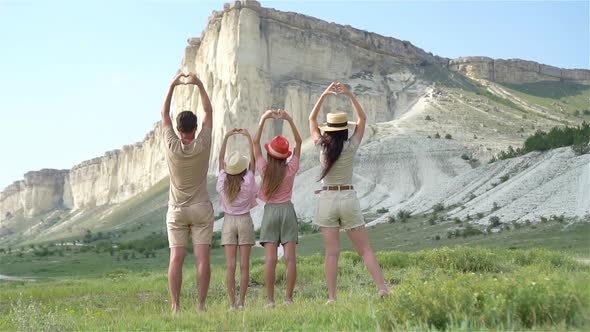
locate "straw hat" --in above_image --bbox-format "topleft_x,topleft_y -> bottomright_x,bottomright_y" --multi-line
224,151 -> 249,175
264,135 -> 292,160
318,112 -> 356,132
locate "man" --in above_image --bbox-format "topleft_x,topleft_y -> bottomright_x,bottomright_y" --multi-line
161,72 -> 214,313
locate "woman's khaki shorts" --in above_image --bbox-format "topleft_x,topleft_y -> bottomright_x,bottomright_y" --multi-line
166,201 -> 214,248
221,213 -> 256,246
259,202 -> 298,245
313,190 -> 365,230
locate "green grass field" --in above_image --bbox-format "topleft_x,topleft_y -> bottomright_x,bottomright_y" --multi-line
502,81 -> 590,119
1,247 -> 588,331
1,213 -> 589,330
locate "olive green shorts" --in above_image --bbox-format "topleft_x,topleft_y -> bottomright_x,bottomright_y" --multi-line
259,202 -> 298,245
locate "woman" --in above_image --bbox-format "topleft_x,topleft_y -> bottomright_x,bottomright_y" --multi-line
254,109 -> 302,308
217,128 -> 258,310
309,82 -> 389,304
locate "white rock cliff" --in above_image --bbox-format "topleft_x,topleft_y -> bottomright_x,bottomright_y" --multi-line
1,0 -> 588,223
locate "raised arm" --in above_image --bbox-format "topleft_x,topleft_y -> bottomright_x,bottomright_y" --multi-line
278,110 -> 302,159
186,73 -> 213,129
337,83 -> 366,143
219,129 -> 239,172
309,82 -> 337,144
253,110 -> 276,161
162,73 -> 187,127
240,129 -> 256,174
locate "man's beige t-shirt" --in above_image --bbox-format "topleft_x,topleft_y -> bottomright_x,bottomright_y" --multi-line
163,124 -> 212,207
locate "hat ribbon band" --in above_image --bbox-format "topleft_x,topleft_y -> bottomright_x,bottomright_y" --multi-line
327,121 -> 348,128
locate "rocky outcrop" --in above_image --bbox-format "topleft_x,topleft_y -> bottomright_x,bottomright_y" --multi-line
0,169 -> 68,218
66,124 -> 168,210
172,0 -> 443,172
449,57 -> 590,85
0,124 -> 168,221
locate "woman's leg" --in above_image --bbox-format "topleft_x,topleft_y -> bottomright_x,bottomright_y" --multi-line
224,245 -> 238,308
283,241 -> 297,303
346,226 -> 388,295
264,242 -> 279,305
321,227 -> 340,301
238,245 -> 252,307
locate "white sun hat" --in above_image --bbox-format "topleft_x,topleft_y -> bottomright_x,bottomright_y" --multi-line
224,151 -> 249,175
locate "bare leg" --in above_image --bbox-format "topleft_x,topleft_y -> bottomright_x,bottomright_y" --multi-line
321,227 -> 340,301
264,242 -> 279,305
224,245 -> 238,308
283,241 -> 297,303
346,226 -> 388,295
238,245 -> 252,307
168,247 -> 186,313
193,244 -> 211,311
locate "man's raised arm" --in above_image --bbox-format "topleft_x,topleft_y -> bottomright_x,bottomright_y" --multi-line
162,73 -> 187,127
187,73 -> 213,129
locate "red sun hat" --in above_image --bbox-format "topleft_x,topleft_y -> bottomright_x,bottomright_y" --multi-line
264,135 -> 292,160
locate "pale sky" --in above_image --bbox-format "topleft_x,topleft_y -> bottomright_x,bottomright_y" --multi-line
0,0 -> 588,190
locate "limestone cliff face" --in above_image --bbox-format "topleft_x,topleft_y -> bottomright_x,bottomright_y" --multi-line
0,169 -> 68,219
0,124 -> 168,221
172,0 -> 443,172
449,57 -> 590,85
66,124 -> 168,210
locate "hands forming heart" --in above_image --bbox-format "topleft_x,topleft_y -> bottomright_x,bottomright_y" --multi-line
264,109 -> 291,121
323,82 -> 351,97
171,72 -> 201,86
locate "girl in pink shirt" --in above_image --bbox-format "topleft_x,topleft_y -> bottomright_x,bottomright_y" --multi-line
217,128 -> 258,310
253,109 -> 302,308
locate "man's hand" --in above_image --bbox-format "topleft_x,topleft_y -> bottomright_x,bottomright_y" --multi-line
171,72 -> 188,87
185,73 -> 202,86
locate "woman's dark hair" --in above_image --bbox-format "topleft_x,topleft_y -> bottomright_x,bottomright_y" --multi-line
318,130 -> 348,180
176,111 -> 197,133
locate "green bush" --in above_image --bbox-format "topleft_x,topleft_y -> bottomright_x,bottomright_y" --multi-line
490,121 -> 590,162
376,207 -> 389,214
432,203 -> 445,212
489,216 -> 501,227
397,210 -> 412,222
445,133 -> 452,139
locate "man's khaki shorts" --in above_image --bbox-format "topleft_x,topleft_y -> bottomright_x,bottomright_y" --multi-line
166,201 -> 214,248
221,213 -> 255,246
313,190 -> 365,230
